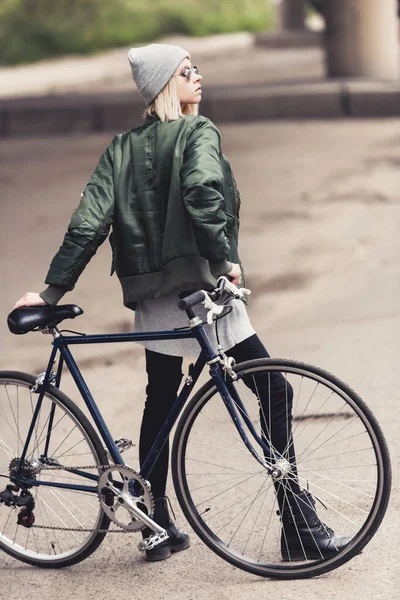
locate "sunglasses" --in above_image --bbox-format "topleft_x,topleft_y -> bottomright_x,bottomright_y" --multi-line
176,66 -> 199,81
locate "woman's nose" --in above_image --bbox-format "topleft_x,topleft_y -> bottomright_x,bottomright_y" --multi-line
193,72 -> 202,82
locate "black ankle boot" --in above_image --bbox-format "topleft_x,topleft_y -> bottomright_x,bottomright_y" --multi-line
280,490 -> 350,561
142,496 -> 190,562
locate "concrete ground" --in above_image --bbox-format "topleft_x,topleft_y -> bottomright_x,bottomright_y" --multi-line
0,117 -> 399,598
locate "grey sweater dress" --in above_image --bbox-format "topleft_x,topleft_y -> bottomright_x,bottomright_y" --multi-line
133,294 -> 255,357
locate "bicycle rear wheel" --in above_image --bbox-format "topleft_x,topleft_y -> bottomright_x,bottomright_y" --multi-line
0,371 -> 109,567
172,358 -> 391,579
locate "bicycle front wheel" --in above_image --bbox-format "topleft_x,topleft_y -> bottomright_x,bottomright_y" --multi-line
0,371 -> 109,567
172,359 -> 391,579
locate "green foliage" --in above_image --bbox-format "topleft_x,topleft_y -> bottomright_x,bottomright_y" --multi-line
0,0 -> 275,66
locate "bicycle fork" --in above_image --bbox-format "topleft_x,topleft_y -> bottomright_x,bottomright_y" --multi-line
209,361 -> 290,481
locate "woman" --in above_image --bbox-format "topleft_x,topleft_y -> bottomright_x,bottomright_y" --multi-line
14,43 -> 348,562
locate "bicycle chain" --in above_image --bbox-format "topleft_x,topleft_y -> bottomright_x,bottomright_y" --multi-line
30,463 -> 150,534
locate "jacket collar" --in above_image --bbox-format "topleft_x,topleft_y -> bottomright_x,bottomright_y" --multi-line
143,114 -> 187,125
144,113 -> 160,124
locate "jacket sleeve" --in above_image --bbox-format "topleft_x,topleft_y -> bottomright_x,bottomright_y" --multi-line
43,141 -> 115,292
181,119 -> 231,262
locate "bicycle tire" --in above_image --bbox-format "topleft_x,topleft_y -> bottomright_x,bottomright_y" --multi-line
172,358 -> 391,579
0,371 -> 110,568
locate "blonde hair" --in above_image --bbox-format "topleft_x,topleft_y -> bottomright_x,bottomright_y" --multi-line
144,75 -> 199,122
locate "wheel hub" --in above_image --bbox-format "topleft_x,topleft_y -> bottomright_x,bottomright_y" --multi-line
270,458 -> 292,481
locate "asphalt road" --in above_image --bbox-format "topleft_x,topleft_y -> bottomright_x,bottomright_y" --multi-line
0,118 -> 399,599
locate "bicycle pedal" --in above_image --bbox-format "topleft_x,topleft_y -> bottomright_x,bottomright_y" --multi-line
138,530 -> 169,552
114,438 -> 135,453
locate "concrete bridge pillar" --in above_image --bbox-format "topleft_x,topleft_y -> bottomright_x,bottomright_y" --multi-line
280,0 -> 306,30
323,0 -> 399,79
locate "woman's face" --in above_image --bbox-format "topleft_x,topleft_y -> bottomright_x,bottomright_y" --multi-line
174,58 -> 202,105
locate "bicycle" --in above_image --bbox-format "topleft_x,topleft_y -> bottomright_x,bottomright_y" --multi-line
0,277 -> 391,579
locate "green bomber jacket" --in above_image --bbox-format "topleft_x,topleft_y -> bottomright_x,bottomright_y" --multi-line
40,114 -> 242,309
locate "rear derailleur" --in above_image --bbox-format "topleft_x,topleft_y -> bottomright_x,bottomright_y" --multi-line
0,485 -> 35,528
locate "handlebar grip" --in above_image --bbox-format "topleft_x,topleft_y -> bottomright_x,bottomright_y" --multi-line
178,290 -> 207,311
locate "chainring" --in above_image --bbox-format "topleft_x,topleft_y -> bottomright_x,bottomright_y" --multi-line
98,465 -> 154,531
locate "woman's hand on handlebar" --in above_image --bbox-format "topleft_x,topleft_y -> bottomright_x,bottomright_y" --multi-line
226,263 -> 241,286
13,293 -> 47,309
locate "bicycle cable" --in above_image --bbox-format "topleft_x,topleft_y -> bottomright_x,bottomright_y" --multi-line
59,329 -> 87,336
215,304 -> 233,347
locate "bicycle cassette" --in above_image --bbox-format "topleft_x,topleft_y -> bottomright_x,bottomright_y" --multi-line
98,466 -> 154,531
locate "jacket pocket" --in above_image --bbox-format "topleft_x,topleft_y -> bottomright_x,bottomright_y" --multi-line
109,230 -> 117,276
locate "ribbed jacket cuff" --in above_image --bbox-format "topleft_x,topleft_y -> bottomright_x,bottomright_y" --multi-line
39,286 -> 67,306
211,259 -> 232,277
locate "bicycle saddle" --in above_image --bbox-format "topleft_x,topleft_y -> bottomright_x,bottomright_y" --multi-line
7,305 -> 83,335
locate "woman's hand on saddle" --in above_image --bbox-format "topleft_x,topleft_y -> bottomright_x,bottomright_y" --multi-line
13,293 -> 48,309
226,263 -> 242,286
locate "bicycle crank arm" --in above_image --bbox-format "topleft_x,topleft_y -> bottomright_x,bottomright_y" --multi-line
119,493 -> 166,534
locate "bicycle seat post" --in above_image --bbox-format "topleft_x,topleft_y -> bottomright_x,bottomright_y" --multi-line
42,326 -> 61,340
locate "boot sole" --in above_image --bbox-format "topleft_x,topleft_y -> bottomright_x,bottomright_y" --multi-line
146,539 -> 191,562
170,538 -> 191,553
146,548 -> 172,562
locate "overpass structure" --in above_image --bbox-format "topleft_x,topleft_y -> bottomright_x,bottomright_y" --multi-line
1,2 -> 400,136
280,0 -> 399,79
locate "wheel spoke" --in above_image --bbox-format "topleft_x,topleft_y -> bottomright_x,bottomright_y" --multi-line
0,375 -> 107,566
174,359 -> 390,578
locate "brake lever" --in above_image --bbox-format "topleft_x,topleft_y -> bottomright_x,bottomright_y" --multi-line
203,294 -> 224,325
217,276 -> 251,300
217,277 -> 227,291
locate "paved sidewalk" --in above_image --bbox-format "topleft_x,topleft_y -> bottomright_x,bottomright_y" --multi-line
1,31 -> 400,137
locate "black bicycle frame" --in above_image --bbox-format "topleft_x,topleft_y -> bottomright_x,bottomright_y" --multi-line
17,321 -> 276,494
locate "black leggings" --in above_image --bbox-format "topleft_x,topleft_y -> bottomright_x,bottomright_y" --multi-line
139,334 -> 299,500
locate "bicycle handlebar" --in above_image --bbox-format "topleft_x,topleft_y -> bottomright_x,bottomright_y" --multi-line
177,278 -> 228,312
177,290 -> 207,312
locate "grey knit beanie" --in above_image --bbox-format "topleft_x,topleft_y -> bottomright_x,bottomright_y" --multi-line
128,43 -> 191,105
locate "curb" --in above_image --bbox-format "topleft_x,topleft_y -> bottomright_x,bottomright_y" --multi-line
2,79 -> 400,138
254,29 -> 322,49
